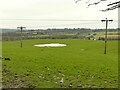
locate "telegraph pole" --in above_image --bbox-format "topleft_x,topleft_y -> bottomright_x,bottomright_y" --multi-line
17,26 -> 26,48
101,18 -> 113,54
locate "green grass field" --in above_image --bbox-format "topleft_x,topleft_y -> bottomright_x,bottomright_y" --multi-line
0,42 -> 1,52
94,32 -> 119,40
2,39 -> 118,88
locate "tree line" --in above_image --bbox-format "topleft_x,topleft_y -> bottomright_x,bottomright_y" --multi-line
2,28 -> 119,41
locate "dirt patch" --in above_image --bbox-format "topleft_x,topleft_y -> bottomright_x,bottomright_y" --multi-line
2,65 -> 36,88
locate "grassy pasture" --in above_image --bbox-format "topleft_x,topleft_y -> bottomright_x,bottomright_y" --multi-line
2,39 -> 118,88
0,41 -> 2,55
94,32 -> 119,40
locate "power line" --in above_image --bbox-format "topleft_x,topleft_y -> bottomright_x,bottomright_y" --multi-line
17,26 -> 26,48
0,19 -> 105,21
101,18 -> 113,54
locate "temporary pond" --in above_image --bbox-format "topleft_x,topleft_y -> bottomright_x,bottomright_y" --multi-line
34,43 -> 67,47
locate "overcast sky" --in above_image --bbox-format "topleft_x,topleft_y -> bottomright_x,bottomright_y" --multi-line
0,0 -> 119,29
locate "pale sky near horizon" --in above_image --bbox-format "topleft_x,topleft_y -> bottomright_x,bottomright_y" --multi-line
0,0 -> 119,29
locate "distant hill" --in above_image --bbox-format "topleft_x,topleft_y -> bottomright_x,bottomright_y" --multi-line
0,28 -> 18,33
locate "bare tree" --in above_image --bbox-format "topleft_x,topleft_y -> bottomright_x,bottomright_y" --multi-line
74,0 -> 120,11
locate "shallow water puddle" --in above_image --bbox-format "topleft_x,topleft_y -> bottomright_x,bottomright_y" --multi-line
34,43 -> 67,47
